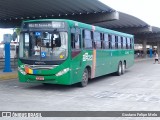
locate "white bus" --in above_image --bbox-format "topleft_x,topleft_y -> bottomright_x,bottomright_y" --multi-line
0,44 -> 4,58
2,43 -> 19,58
10,43 -> 19,58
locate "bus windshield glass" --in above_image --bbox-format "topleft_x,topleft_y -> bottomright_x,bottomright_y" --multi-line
19,31 -> 68,61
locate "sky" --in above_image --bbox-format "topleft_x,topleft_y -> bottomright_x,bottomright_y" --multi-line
0,29 -> 13,43
99,0 -> 160,27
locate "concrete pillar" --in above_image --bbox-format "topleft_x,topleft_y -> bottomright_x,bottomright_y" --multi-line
157,42 -> 160,56
142,40 -> 147,58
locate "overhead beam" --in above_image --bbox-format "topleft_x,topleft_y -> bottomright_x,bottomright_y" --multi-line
135,33 -> 160,39
0,11 -> 119,28
0,20 -> 21,28
146,38 -> 160,42
56,11 -> 119,24
112,26 -> 152,34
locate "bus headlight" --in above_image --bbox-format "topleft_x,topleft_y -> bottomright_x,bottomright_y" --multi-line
18,67 -> 26,75
56,68 -> 70,77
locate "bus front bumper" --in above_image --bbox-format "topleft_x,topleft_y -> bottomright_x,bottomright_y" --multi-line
18,71 -> 71,85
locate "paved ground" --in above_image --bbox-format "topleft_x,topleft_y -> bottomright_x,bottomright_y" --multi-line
0,60 -> 160,120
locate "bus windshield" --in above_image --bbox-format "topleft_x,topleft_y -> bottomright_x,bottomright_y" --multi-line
19,31 -> 68,61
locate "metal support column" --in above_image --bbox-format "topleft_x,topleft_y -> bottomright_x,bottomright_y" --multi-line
157,42 -> 160,56
3,43 -> 12,72
142,40 -> 147,58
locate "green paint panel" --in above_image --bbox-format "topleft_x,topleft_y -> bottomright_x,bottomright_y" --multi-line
18,19 -> 134,85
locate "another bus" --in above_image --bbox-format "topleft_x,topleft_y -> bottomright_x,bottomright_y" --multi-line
10,43 -> 19,58
1,43 -> 19,58
18,19 -> 134,87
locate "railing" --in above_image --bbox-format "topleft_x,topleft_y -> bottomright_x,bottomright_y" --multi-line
0,58 -> 18,70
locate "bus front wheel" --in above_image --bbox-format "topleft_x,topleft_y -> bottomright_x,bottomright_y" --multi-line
79,68 -> 88,87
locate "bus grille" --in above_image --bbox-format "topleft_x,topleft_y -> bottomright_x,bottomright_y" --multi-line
25,65 -> 58,70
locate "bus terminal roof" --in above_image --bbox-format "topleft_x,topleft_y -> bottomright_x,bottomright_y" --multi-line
93,12 -> 160,42
94,12 -> 152,34
0,0 -> 118,28
0,0 -> 160,42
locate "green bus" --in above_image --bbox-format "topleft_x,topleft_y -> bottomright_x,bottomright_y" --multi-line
18,19 -> 134,87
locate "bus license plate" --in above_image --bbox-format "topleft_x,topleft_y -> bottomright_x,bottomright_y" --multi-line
36,76 -> 44,80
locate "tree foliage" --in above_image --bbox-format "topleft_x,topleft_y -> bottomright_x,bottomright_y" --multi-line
15,28 -> 21,36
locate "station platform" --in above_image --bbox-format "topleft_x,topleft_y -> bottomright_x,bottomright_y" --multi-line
0,69 -> 18,80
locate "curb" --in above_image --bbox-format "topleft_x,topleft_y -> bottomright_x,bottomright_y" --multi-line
135,58 -> 154,62
0,72 -> 18,80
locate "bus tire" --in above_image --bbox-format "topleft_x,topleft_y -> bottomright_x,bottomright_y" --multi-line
79,68 -> 88,87
121,62 -> 125,74
116,62 -> 122,76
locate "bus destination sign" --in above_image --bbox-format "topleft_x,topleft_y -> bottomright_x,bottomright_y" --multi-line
28,22 -> 65,29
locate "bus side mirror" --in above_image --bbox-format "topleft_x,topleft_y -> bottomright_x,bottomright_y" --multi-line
12,32 -> 17,41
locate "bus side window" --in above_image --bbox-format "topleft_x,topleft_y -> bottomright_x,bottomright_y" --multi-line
126,38 -> 128,49
93,31 -> 101,49
118,36 -> 121,49
130,38 -> 133,49
104,33 -> 109,49
71,28 -> 81,49
121,37 -> 123,49
71,33 -> 75,49
123,37 -> 126,49
115,36 -> 118,49
127,38 -> 130,49
111,35 -> 115,49
108,34 -> 112,49
75,34 -> 81,49
101,33 -> 103,49
83,29 -> 92,49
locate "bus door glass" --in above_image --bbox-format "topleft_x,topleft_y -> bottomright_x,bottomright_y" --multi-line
71,27 -> 82,82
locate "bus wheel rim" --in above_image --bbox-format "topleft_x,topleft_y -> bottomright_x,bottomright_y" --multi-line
119,64 -> 122,74
122,64 -> 125,73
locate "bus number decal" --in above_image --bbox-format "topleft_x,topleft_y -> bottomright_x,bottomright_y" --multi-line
125,51 -> 129,54
83,53 -> 93,61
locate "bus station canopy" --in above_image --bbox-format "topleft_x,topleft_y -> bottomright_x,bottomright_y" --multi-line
0,0 -> 160,43
94,12 -> 160,43
94,12 -> 152,34
135,26 -> 160,42
0,0 -> 118,28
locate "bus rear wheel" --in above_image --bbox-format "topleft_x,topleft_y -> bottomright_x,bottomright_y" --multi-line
116,62 -> 122,76
121,62 -> 125,74
79,68 -> 88,87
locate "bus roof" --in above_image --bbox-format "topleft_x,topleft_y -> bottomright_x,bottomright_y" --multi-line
23,19 -> 134,38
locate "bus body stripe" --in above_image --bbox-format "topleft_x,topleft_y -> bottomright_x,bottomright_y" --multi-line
29,69 -> 33,74
25,66 -> 29,73
91,49 -> 96,78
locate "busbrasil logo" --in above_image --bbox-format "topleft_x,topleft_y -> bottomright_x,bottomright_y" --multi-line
83,53 -> 93,61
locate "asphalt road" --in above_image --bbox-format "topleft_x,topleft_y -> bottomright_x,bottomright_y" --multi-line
0,60 -> 160,120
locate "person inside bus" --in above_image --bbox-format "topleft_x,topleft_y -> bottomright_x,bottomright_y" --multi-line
34,40 -> 41,55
